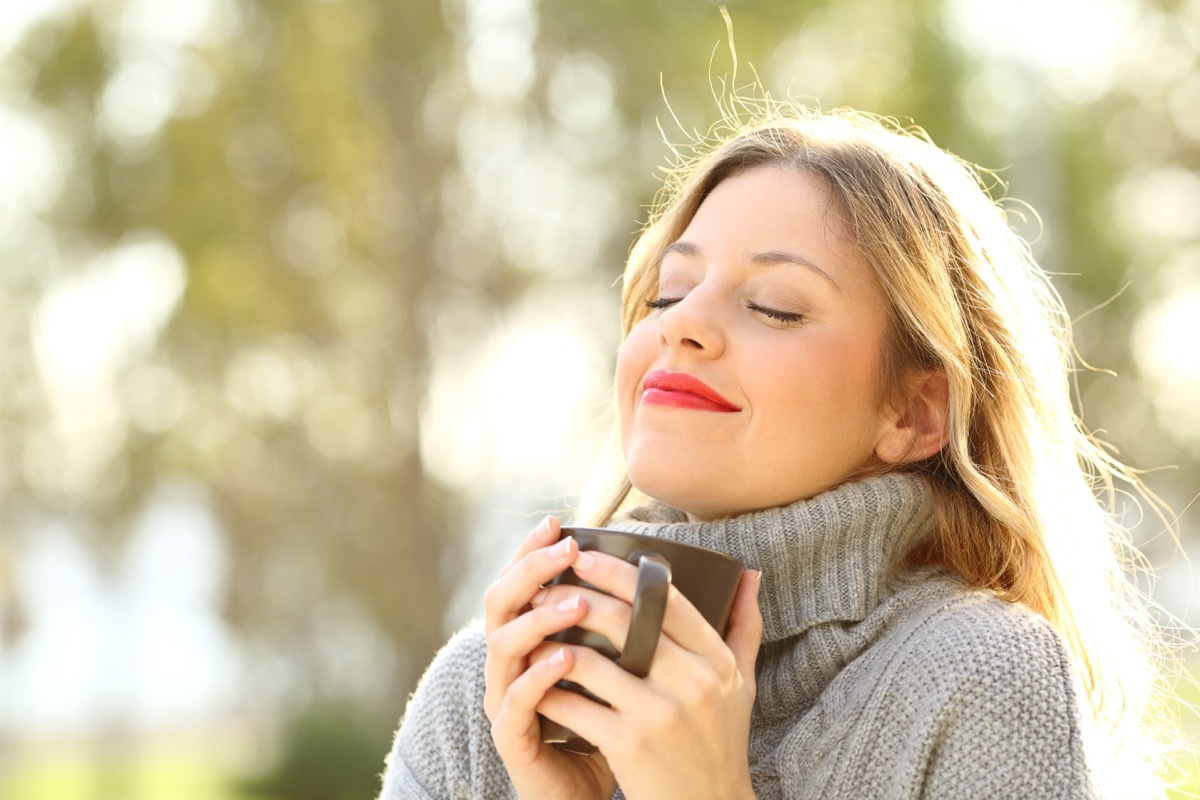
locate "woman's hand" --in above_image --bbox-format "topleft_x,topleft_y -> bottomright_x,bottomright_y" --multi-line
531,552 -> 763,800
482,517 -> 617,800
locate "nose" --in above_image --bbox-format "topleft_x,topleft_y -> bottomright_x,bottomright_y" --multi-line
656,288 -> 726,357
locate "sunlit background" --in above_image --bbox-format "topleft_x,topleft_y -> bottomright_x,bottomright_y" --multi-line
0,0 -> 1197,797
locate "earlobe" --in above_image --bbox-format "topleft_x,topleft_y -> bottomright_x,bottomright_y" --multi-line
876,369 -> 950,465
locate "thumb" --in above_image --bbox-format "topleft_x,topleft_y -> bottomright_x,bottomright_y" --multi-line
724,569 -> 763,677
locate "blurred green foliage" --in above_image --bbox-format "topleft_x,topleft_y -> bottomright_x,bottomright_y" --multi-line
237,703 -> 393,800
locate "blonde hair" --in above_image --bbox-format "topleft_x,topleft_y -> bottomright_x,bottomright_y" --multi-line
579,106 -> 1173,793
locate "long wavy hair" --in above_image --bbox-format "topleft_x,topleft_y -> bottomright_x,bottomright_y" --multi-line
578,106 -> 1174,794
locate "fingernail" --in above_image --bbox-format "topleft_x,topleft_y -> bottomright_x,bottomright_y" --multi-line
549,647 -> 566,666
550,536 -> 573,558
573,550 -> 596,572
539,515 -> 553,536
556,595 -> 581,613
754,570 -> 763,592
530,588 -> 548,605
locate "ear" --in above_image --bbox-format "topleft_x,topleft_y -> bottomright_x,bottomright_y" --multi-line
875,369 -> 950,465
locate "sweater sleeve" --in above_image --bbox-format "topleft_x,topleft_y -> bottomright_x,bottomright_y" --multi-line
865,596 -> 1100,800
378,621 -> 516,800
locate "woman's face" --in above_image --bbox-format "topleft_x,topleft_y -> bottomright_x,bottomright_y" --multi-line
616,166 -> 897,521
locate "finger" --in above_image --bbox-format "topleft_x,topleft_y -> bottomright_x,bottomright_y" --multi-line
531,584 -> 719,699
536,684 -> 621,754
535,638 -> 704,760
484,595 -> 589,719
570,551 -> 725,656
491,646 -> 575,763
536,646 -> 638,748
530,582 -> 625,616
488,595 -> 589,678
484,535 -> 579,635
532,583 -> 634,653
499,516 -> 561,575
724,570 -> 763,679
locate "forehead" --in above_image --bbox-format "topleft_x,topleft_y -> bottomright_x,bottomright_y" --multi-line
668,166 -> 876,293
687,165 -> 843,236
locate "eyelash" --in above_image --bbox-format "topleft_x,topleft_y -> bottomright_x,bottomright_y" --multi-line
747,302 -> 805,324
645,297 -> 805,325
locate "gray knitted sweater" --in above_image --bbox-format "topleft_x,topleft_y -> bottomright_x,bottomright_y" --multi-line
380,474 -> 1099,799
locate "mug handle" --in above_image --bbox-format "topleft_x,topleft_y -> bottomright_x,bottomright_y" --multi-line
615,551 -> 672,677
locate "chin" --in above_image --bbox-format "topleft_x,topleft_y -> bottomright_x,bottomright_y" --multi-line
628,462 -> 708,513
627,468 -> 742,521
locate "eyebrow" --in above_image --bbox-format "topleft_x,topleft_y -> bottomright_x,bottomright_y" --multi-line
661,241 -> 842,294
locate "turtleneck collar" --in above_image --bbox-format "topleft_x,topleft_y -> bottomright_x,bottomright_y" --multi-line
605,473 -> 935,644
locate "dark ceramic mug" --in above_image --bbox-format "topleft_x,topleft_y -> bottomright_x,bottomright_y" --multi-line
539,526 -> 745,754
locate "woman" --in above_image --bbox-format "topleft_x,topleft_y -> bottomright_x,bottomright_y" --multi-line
379,107 -> 1170,798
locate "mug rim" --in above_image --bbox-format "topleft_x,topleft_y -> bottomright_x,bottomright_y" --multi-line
558,525 -> 745,571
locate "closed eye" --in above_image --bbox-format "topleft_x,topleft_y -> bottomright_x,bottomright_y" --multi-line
645,297 -> 682,310
747,302 -> 804,325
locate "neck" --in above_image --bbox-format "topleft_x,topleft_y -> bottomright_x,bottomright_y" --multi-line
609,473 -> 936,642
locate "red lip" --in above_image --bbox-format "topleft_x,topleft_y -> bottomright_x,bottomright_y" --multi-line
641,370 -> 741,413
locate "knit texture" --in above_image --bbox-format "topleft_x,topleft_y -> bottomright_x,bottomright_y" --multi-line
379,474 -> 1099,799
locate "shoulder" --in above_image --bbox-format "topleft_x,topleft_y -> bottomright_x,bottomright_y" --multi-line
416,620 -> 490,690
889,578 -> 1080,720
895,578 -> 1072,683
397,621 -> 490,726
380,621 -> 512,800
872,577 -> 1097,796
398,619 -> 490,734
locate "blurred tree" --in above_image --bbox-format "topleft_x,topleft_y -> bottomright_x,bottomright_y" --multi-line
5,0 -> 476,738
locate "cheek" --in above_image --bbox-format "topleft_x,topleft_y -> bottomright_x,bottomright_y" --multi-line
616,319 -> 657,382
614,321 -> 656,432
764,338 -> 887,441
